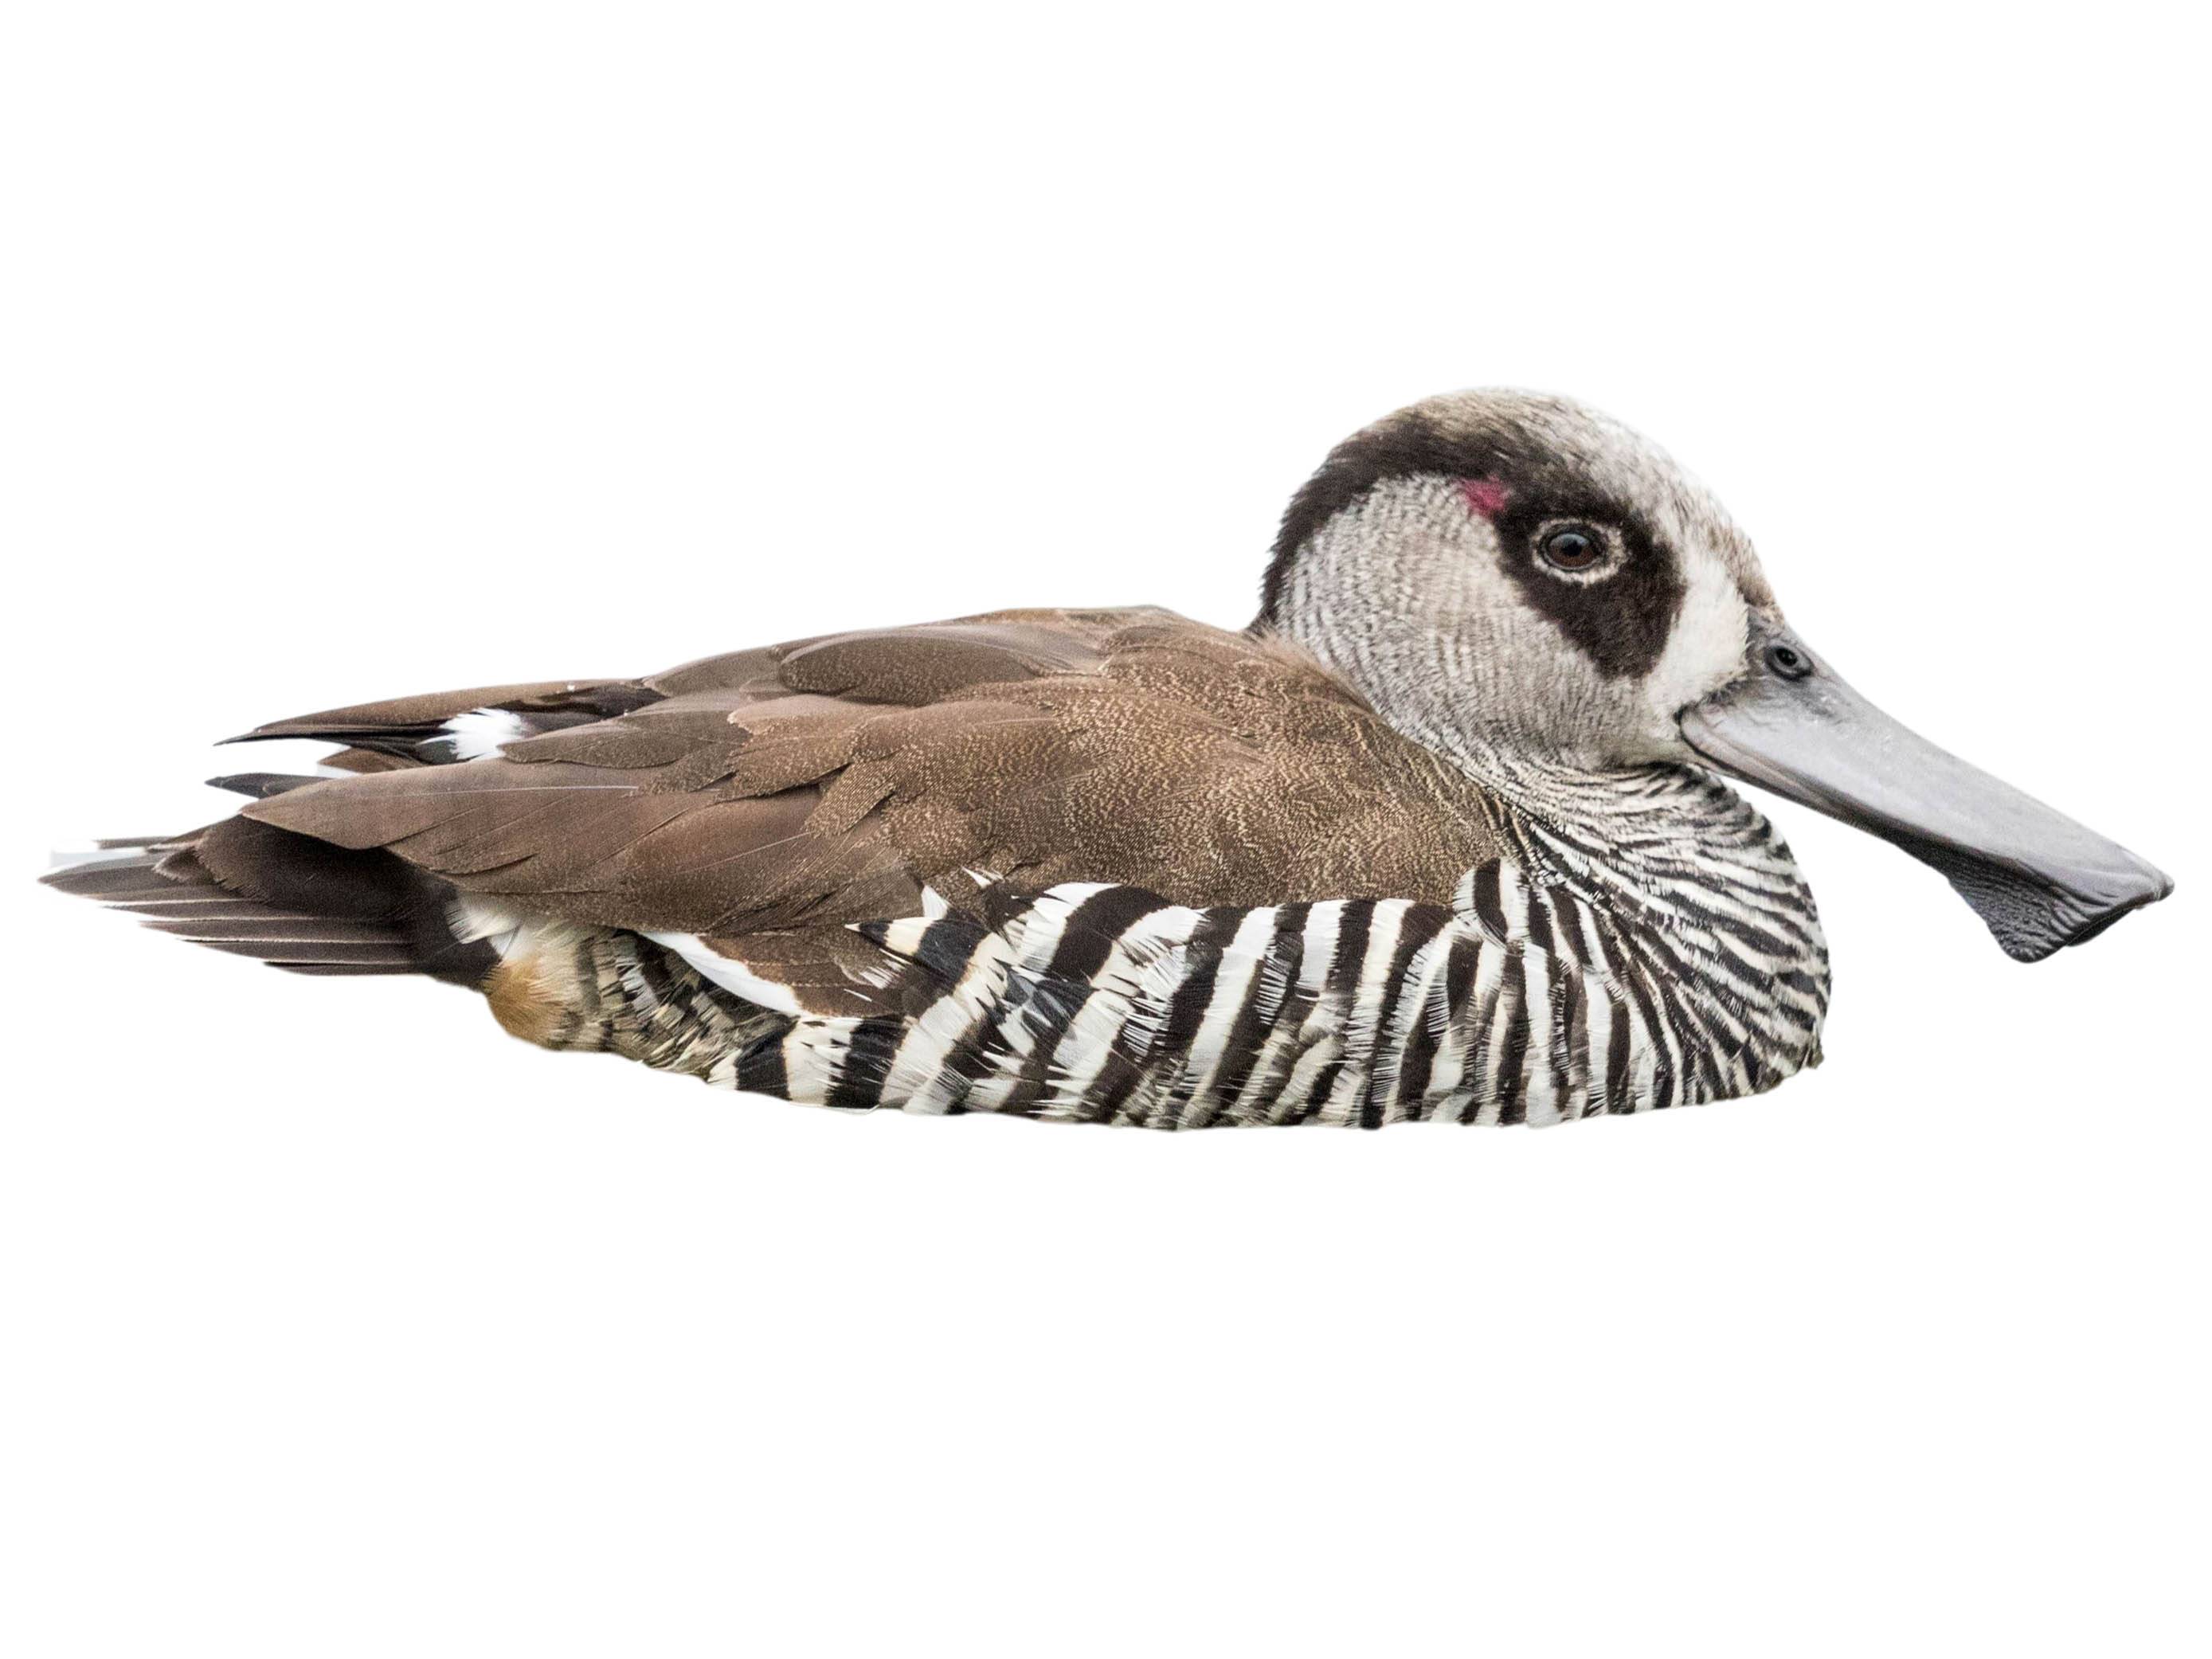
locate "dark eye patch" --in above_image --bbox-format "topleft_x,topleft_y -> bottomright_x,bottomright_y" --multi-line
1489,489 -> 1684,679
1259,409 -> 1686,679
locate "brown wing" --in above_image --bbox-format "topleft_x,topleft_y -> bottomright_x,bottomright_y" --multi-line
237,608 -> 1509,938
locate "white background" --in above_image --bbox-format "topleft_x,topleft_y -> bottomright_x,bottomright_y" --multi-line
3,5 -> 2205,1655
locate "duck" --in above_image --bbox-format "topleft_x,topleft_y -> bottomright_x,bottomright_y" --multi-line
42,390 -> 2173,1128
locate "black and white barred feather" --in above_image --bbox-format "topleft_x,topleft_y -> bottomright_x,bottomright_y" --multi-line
699,766 -> 1829,1128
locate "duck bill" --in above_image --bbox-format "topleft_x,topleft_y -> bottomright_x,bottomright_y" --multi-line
1679,620 -> 2171,963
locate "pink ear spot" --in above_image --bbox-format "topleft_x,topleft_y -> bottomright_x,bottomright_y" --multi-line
1458,476 -> 1512,518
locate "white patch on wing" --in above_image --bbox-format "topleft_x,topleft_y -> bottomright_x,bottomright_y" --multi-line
920,886 -> 950,921
643,930 -> 803,1015
448,895 -> 530,957
441,707 -> 528,761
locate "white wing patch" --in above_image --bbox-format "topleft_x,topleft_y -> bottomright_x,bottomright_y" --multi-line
447,895 -> 530,957
643,931 -> 805,1015
440,708 -> 529,761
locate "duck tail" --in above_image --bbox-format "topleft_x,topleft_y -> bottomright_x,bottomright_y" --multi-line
41,784 -> 497,985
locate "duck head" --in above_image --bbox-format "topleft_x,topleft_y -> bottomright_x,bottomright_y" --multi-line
1258,389 -> 2171,961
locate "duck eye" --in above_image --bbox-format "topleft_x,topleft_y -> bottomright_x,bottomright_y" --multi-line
1541,526 -> 1603,572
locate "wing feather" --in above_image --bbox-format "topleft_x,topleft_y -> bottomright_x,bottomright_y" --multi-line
229,608 -> 1511,945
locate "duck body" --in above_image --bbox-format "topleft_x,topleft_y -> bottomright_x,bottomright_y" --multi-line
44,391 -> 2164,1127
50,606 -> 1830,1127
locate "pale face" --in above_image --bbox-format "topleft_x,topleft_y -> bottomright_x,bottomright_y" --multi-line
1263,389 -> 1776,768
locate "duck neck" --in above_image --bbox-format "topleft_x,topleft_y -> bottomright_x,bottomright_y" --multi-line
1446,737 -> 1815,927
1451,741 -> 1834,1086
1252,610 -> 1827,995
1253,609 -> 1830,1094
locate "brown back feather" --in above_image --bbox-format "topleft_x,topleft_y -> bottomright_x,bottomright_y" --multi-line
237,609 -> 1511,937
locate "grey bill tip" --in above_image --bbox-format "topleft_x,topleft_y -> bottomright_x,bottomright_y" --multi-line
1681,620 -> 2171,963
